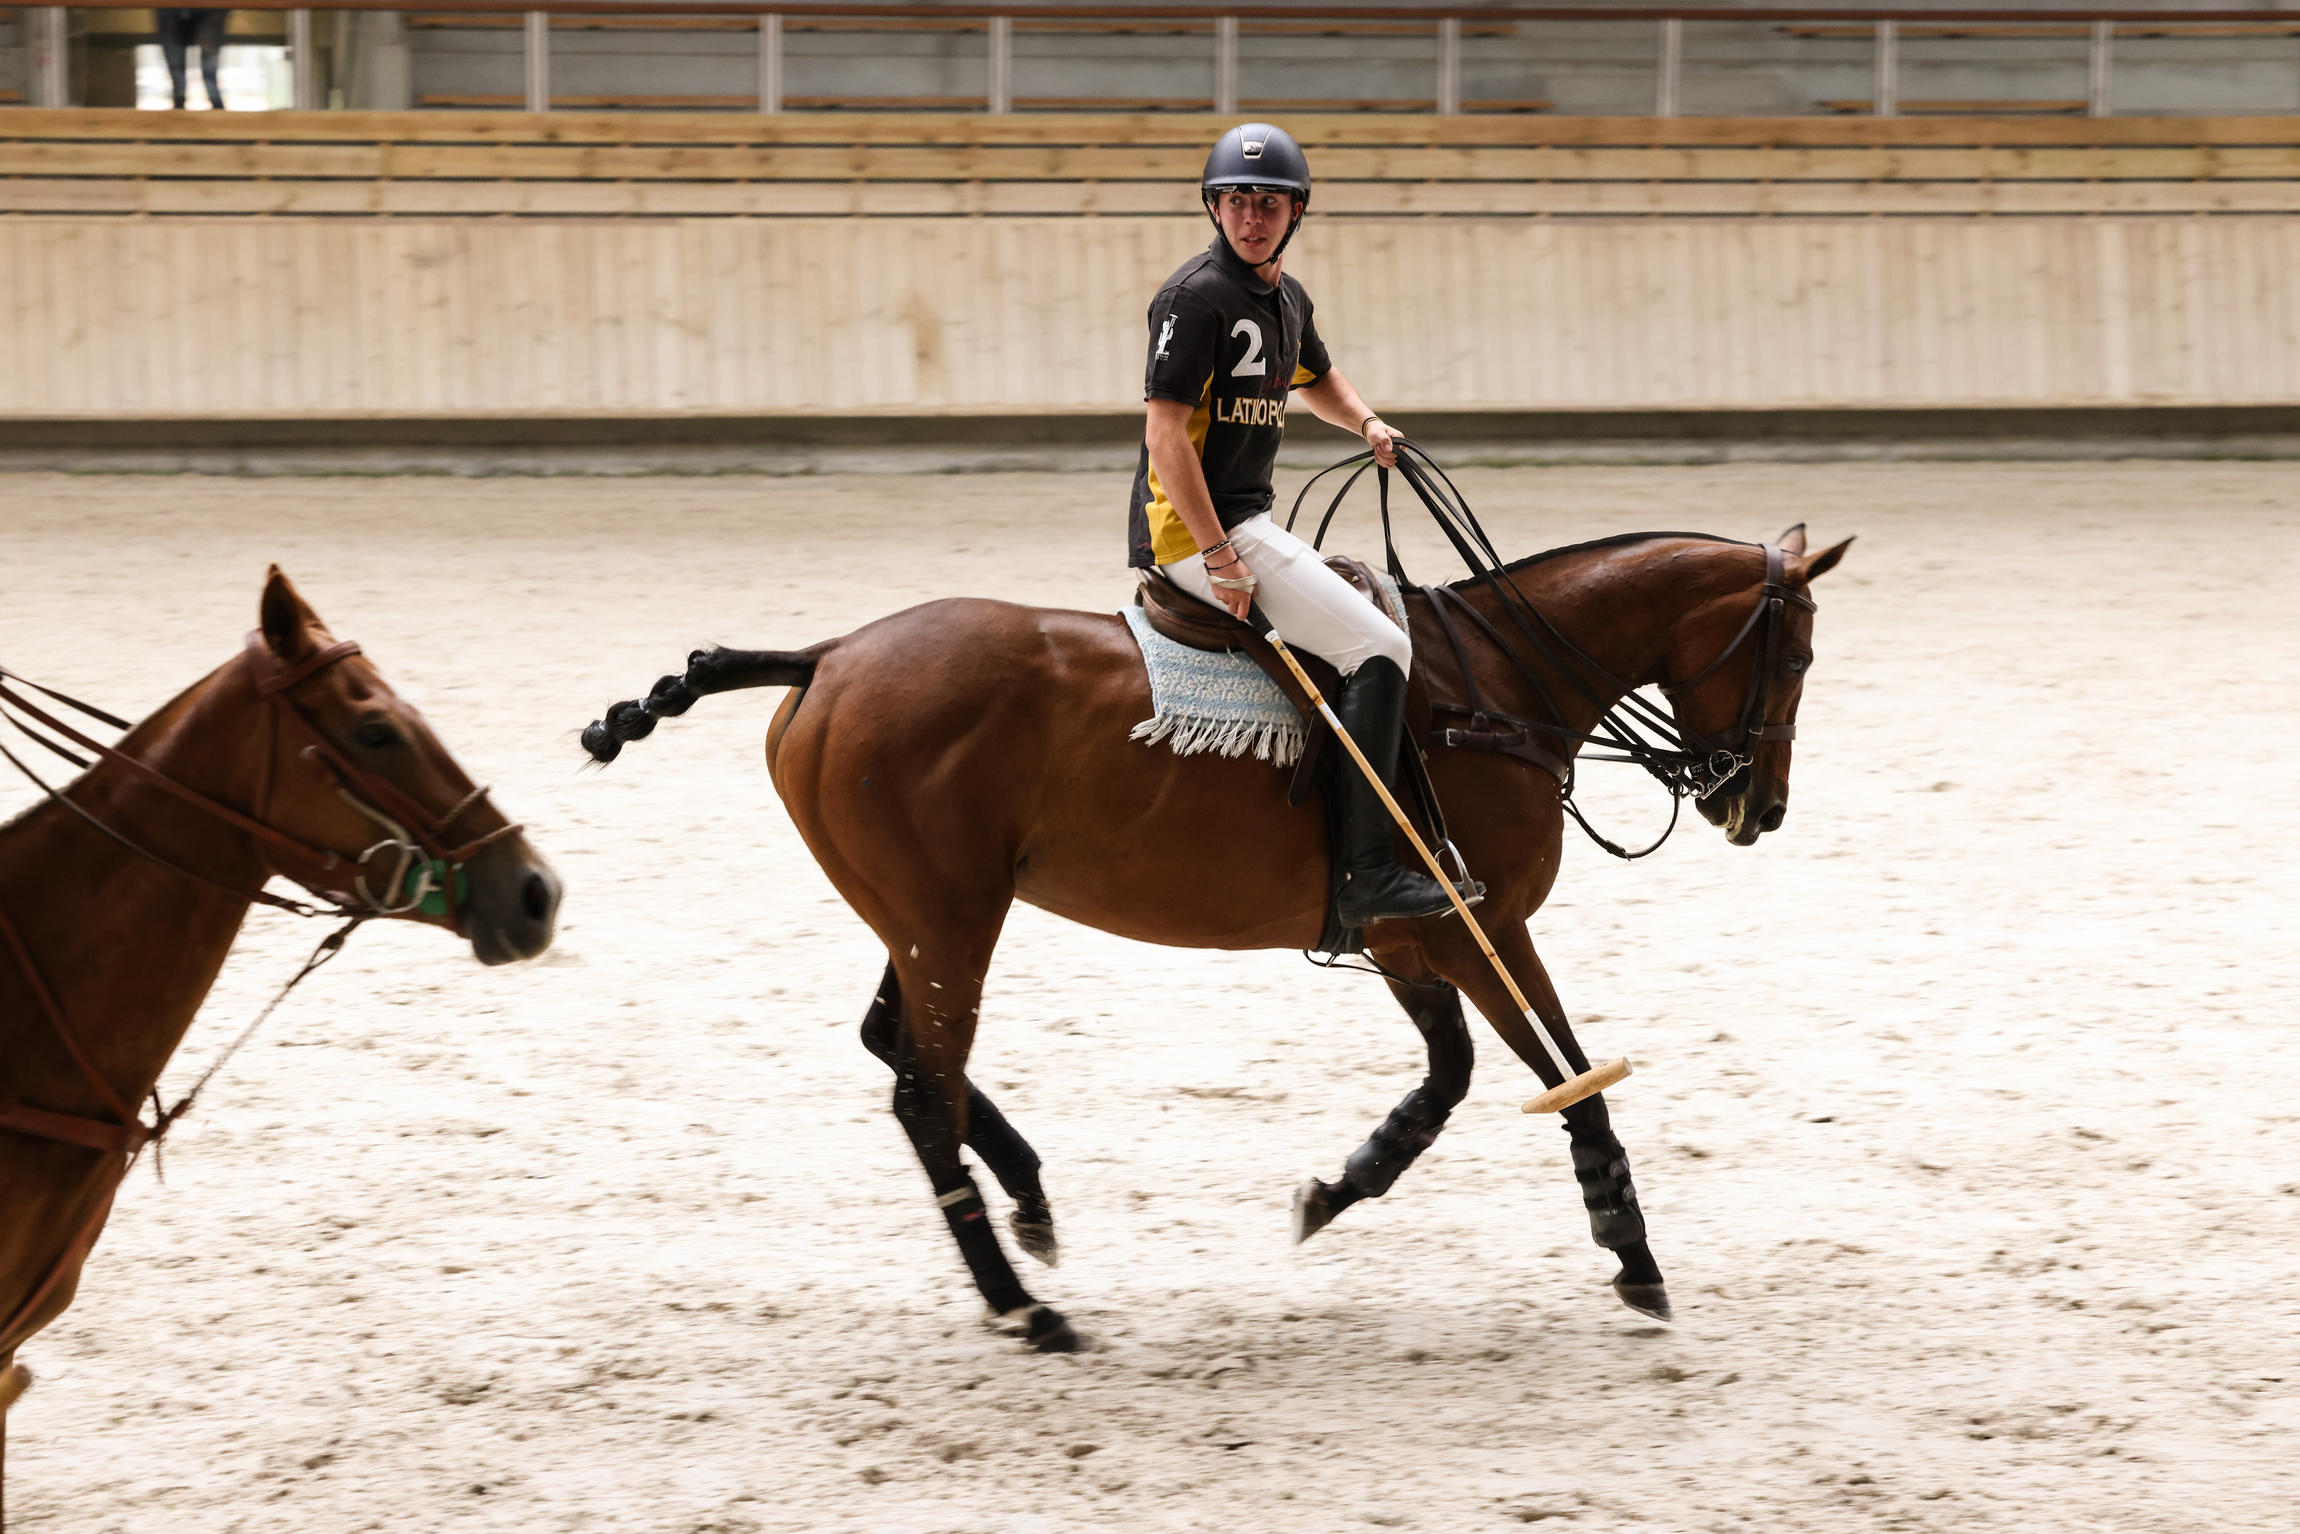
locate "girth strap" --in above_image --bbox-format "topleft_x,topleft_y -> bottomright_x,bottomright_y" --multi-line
0,1100 -> 146,1156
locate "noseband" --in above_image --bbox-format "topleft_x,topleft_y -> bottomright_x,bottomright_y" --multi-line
240,633 -> 521,919
0,636 -> 522,1357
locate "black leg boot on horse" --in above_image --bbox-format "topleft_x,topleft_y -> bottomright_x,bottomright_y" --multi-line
1330,656 -> 1481,928
1293,973 -> 1475,1242
1560,1094 -> 1669,1320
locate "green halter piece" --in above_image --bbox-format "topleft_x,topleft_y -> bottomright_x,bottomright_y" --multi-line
359,839 -> 468,920
412,859 -> 468,920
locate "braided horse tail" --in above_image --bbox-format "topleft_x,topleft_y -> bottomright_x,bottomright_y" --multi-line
581,644 -> 826,764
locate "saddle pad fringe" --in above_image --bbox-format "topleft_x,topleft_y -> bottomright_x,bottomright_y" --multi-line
1122,607 -> 1306,767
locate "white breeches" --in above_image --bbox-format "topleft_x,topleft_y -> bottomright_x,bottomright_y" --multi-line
1163,513 -> 1411,678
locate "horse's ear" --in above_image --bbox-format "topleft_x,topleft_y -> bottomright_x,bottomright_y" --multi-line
259,565 -> 320,662
1802,536 -> 1855,581
1778,523 -> 1808,555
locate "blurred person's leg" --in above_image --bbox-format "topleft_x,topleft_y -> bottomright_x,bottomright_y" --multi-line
192,10 -> 227,110
157,10 -> 192,109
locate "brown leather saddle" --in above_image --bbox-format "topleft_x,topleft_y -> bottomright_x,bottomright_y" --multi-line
1134,555 -> 1428,812
1134,558 -> 1461,956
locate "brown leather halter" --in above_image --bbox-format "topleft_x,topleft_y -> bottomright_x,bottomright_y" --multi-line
0,635 -> 519,1357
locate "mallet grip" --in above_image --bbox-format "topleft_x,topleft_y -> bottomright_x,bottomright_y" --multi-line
1262,632 -> 1629,1117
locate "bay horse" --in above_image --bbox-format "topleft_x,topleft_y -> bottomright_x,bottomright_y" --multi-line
0,569 -> 561,1503
583,519 -> 1851,1352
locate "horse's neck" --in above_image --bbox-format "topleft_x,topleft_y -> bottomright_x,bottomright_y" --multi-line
0,662 -> 267,1120
1463,538 -> 1743,735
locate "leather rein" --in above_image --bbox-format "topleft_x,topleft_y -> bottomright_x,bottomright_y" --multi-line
0,635 -> 518,1357
1289,443 -> 1814,860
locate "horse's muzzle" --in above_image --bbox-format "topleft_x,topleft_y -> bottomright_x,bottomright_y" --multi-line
1697,766 -> 1785,846
462,840 -> 562,965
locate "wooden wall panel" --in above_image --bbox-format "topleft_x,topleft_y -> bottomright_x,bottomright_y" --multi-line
7,214 -> 2300,416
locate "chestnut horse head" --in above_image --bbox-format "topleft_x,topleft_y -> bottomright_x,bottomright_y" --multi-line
1660,524 -> 1854,847
238,567 -> 561,962
0,567 -> 561,1407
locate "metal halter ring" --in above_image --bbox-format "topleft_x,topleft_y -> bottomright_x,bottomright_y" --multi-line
354,835 -> 433,915
338,788 -> 437,915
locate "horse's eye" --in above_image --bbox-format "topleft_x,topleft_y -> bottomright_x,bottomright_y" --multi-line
353,720 -> 402,750
1783,654 -> 1810,676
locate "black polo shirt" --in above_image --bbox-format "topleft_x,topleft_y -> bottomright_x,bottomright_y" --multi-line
1126,239 -> 1332,568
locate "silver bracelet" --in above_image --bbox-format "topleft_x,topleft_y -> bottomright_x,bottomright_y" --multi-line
1209,573 -> 1260,593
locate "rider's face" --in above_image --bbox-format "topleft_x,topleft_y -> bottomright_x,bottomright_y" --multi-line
1215,190 -> 1298,266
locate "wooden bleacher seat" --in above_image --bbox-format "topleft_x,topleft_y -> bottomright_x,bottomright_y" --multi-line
1785,23 -> 2090,40
1818,99 -> 2090,116
408,13 -> 755,30
417,93 -> 764,110
400,15 -> 1514,38
2116,22 -> 2300,36
3,108 -> 2293,222
1787,20 -> 2300,38
411,93 -> 1556,116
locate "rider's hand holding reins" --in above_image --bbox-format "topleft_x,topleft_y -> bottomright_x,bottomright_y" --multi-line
1362,415 -> 1399,469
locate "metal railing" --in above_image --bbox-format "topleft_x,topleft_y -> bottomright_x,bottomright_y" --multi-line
16,4 -> 2298,117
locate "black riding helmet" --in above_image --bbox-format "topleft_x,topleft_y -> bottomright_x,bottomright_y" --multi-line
1201,122 -> 1311,268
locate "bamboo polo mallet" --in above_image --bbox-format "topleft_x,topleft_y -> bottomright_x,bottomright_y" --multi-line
1264,631 -> 1631,1116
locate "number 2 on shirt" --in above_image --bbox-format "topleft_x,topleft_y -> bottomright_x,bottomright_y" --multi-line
1229,319 -> 1266,378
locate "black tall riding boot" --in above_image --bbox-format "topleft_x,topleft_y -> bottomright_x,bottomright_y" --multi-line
1332,656 -> 1483,927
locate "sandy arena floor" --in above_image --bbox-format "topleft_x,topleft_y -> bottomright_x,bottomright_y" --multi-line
2,463 -> 2296,1533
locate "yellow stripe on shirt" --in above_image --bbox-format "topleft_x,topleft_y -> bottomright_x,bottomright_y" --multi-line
1142,371 -> 1216,566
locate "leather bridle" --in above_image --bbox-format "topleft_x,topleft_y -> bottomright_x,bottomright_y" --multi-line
1288,442 -> 1815,860
0,635 -> 520,1357
1659,540 -> 1816,781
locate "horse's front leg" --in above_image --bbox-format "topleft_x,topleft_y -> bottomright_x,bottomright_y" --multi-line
1293,967 -> 1474,1243
1429,919 -> 1670,1321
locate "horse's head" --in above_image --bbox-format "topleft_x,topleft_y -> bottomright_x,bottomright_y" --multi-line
248,568 -> 561,964
1662,525 -> 1852,847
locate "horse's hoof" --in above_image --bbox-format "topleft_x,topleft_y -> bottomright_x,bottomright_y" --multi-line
1611,1277 -> 1674,1323
1011,1214 -> 1060,1269
1292,1177 -> 1338,1245
995,1303 -> 1084,1354
1,1360 -> 33,1414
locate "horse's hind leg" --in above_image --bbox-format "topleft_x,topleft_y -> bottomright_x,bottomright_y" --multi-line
860,962 -> 1059,1267
1293,971 -> 1475,1243
861,961 -> 1080,1353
